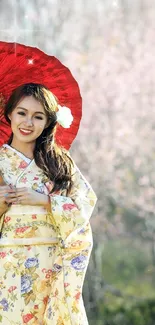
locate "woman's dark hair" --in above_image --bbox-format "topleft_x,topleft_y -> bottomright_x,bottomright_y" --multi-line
4,83 -> 74,194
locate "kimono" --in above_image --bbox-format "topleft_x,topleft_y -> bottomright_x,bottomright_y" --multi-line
0,144 -> 97,325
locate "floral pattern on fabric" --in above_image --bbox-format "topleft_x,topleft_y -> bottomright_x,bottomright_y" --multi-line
0,145 -> 97,324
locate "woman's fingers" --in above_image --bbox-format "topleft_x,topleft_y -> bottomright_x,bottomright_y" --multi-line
5,193 -> 17,199
0,186 -> 11,192
0,191 -> 14,198
15,188 -> 27,195
0,185 -> 16,193
5,191 -> 25,204
0,187 -> 18,203
0,185 -> 19,205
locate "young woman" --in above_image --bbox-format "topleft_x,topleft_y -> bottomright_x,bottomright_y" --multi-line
0,83 -> 97,325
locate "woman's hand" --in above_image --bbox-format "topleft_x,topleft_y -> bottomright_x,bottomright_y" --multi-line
4,187 -> 51,210
0,185 -> 12,204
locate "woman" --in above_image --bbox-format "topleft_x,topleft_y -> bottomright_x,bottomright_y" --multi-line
0,83 -> 97,325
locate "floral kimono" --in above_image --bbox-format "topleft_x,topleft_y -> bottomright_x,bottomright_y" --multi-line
0,144 -> 97,325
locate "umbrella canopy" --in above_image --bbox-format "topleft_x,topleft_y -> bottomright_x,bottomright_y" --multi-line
0,41 -> 82,150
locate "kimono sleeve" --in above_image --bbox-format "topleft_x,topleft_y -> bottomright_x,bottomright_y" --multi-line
47,161 -> 97,246
44,163 -> 97,324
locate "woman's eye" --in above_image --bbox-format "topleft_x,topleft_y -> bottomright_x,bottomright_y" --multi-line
18,112 -> 25,116
35,116 -> 43,120
17,112 -> 43,120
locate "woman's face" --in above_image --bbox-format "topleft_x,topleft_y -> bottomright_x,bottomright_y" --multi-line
8,95 -> 49,144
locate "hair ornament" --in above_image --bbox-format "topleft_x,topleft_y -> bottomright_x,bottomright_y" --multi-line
56,104 -> 73,128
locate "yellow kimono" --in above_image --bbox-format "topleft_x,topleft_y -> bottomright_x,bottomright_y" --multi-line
0,144 -> 97,325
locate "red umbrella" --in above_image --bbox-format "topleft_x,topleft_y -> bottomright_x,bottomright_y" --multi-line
0,41 -> 82,150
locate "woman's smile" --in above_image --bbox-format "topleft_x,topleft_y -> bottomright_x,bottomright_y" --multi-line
19,128 -> 33,136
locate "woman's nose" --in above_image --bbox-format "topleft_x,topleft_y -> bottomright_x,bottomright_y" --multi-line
26,118 -> 33,126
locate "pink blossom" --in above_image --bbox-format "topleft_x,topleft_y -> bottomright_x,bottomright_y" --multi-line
15,226 -> 30,234
64,282 -> 70,288
4,216 -> 11,223
8,286 -> 17,293
43,295 -> 49,305
47,269 -> 52,274
32,214 -> 37,219
19,161 -> 28,169
0,252 -> 6,258
22,314 -> 34,323
20,177 -> 27,184
62,203 -> 77,211
75,292 -> 81,300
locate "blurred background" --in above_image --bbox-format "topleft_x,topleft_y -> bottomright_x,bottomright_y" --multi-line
1,0 -> 155,324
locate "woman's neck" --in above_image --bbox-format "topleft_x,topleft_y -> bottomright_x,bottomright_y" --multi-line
10,139 -> 35,160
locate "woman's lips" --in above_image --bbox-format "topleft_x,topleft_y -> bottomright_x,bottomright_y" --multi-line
19,128 -> 33,136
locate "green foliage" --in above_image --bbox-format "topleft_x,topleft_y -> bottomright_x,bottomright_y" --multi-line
86,239 -> 155,325
122,207 -> 146,234
99,299 -> 155,325
88,298 -> 155,325
102,239 -> 151,285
